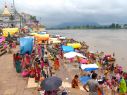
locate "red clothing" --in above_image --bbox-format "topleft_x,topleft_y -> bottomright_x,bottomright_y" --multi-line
35,68 -> 41,82
15,55 -> 21,61
29,68 -> 35,77
71,78 -> 79,88
25,54 -> 31,65
54,58 -> 60,70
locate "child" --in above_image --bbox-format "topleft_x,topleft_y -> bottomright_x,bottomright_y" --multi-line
71,75 -> 79,88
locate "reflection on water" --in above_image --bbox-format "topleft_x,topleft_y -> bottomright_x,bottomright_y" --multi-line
48,29 -> 127,70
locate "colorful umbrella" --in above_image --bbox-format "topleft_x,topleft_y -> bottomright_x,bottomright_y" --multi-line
64,51 -> 86,59
62,45 -> 74,52
81,64 -> 99,71
80,59 -> 88,64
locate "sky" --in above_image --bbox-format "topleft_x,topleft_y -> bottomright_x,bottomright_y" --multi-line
1,0 -> 127,26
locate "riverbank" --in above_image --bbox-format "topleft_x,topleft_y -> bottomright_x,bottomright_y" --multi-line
48,29 -> 127,71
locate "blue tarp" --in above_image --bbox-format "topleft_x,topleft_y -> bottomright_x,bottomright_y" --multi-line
80,76 -> 91,85
84,68 -> 98,72
62,45 -> 74,52
20,37 -> 34,55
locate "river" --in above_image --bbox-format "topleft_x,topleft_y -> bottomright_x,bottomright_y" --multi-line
48,29 -> 127,71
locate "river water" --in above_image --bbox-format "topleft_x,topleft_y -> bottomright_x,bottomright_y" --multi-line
48,29 -> 127,70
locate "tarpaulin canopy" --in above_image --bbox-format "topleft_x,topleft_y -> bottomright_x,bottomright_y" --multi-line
35,34 -> 49,40
81,64 -> 99,71
67,43 -> 81,49
64,51 -> 86,59
20,37 -> 34,55
62,45 -> 74,52
2,28 -> 19,37
34,34 -> 49,44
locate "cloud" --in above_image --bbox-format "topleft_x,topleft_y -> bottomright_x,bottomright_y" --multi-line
13,0 -> 127,26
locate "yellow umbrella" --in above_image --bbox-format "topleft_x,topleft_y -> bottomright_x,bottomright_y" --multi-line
2,28 -> 19,37
67,43 -> 81,49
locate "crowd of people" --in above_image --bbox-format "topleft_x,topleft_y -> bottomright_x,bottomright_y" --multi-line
69,39 -> 127,95
7,31 -> 127,95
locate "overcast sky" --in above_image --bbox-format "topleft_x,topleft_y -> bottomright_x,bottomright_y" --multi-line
3,0 -> 127,26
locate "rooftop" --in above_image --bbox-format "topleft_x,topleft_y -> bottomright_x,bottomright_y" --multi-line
2,5 -> 11,16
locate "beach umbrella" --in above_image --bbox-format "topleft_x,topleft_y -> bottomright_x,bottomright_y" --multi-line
81,64 -> 99,71
62,45 -> 74,52
80,59 -> 88,64
64,51 -> 86,59
40,76 -> 62,91
67,43 -> 81,49
80,76 -> 91,85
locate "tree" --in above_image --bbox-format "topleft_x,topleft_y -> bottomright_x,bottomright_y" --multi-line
109,23 -> 116,28
30,16 -> 36,21
116,24 -> 121,29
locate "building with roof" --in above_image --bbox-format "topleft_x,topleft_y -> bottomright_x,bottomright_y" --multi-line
0,4 -> 21,28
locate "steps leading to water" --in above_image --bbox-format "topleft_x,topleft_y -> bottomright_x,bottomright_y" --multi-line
0,44 -> 7,56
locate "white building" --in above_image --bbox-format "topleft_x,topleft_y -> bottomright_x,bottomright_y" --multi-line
0,4 -> 21,28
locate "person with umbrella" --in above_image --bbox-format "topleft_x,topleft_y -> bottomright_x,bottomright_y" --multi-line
40,76 -> 62,95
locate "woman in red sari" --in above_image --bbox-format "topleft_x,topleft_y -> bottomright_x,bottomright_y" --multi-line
54,57 -> 60,70
35,64 -> 41,82
29,66 -> 35,78
25,54 -> 31,66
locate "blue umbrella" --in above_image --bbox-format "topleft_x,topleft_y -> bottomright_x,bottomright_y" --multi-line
80,76 -> 91,85
40,76 -> 62,91
62,45 -> 74,52
81,64 -> 99,72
